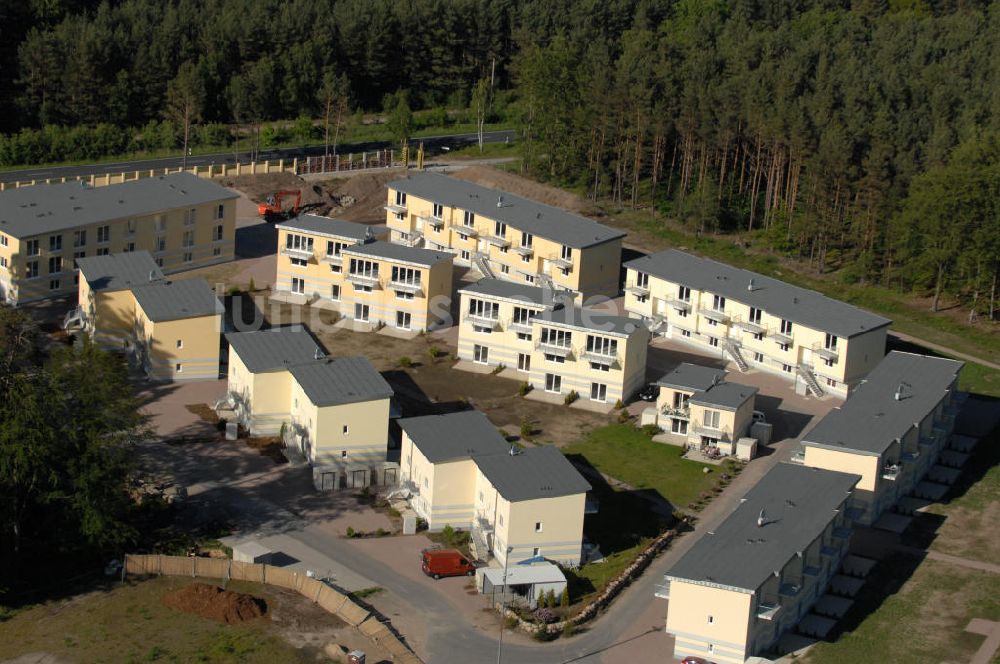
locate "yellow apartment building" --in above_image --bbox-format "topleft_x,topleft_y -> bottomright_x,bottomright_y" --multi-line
273,216 -> 454,333
651,362 -> 758,453
130,278 -> 223,381
795,351 -> 963,525
528,306 -> 650,406
75,251 -> 163,349
399,410 -> 512,530
624,249 -> 892,398
399,411 -> 591,567
456,278 -> 571,372
0,173 -> 237,305
384,172 -> 624,300
664,463 -> 860,663
224,327 -> 394,464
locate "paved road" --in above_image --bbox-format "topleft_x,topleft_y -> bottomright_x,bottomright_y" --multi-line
0,129 -> 516,185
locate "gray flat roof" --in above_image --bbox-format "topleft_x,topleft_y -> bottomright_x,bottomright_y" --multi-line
656,363 -> 728,392
536,306 -> 644,337
276,214 -> 374,241
625,249 -> 891,339
76,251 -> 162,292
225,326 -> 322,373
473,445 -> 591,503
289,356 -> 393,407
667,463 -> 860,592
458,278 -> 570,308
802,351 -> 963,456
341,240 -> 452,267
690,382 -> 758,412
387,172 -> 625,249
0,173 -> 238,239
400,411 -> 510,463
130,278 -> 223,322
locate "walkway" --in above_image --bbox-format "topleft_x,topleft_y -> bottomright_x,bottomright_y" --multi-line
896,545 -> 1000,575
888,331 -> 1000,371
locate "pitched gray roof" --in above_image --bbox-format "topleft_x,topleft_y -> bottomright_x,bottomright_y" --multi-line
689,382 -> 758,412
225,326 -> 322,373
0,173 -> 238,239
276,214 -> 374,241
536,306 -> 645,337
667,463 -> 860,591
656,363 -> 728,392
474,445 -> 591,502
341,240 -> 452,267
458,278 -> 570,308
76,251 -> 162,292
387,172 -> 625,249
130,278 -> 223,322
802,351 -> 963,456
400,411 -> 510,463
625,249 -> 892,339
289,356 -> 393,407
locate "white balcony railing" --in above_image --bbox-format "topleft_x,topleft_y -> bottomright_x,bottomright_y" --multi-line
548,254 -> 573,270
772,330 -> 793,346
625,283 -> 650,297
346,272 -> 380,287
536,341 -> 573,358
697,307 -> 730,324
451,224 -> 479,237
389,279 -> 423,294
322,253 -> 343,265
484,234 -> 511,248
662,405 -> 690,419
812,342 -> 840,362
384,203 -> 407,215
465,313 -> 501,330
513,245 -> 534,257
881,462 -> 902,481
732,316 -> 767,335
282,245 -> 314,260
663,297 -> 692,312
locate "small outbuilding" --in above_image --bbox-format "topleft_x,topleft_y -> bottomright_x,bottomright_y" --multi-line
232,541 -> 273,564
476,562 -> 567,609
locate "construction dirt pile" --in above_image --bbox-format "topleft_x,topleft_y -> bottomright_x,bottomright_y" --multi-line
450,165 -> 595,215
221,172 -> 344,217
316,167 -> 407,223
163,582 -> 268,624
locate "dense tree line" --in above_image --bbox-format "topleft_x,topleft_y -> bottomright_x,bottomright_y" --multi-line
0,308 -> 147,595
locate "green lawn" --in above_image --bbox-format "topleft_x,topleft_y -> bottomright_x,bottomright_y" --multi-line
805,558 -> 1000,664
562,424 -> 721,509
0,577 -> 328,663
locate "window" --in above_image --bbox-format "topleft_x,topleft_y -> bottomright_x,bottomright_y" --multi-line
635,271 -> 649,288
494,221 -> 507,238
327,240 -> 347,257
49,279 -> 60,291
155,257 -> 164,266
532,547 -> 540,557
286,233 -> 314,252
97,247 -> 110,257
0,257 -> 7,268
749,306 -> 761,324
517,353 -> 530,372
823,357 -> 835,367
125,242 -> 136,253
708,615 -> 714,624
73,230 -> 86,247
500,264 -> 510,274
540,327 -> 570,347
516,332 -> 531,341
468,298 -> 499,320
183,230 -> 195,247
474,344 -> 489,364
590,383 -> 607,402
48,256 -> 62,274
590,362 -> 610,372
126,219 -> 137,235
432,203 -> 444,218
463,210 -> 475,227
561,245 -> 572,261
586,335 -> 617,356
678,285 -> 691,302
155,215 -> 167,232
182,251 -> 192,263
176,340 -> 183,349
545,353 -> 565,364
343,425 -> 349,434
97,225 -> 110,243
703,410 -> 721,429
396,311 -> 412,330
545,373 -> 562,393
524,274 -> 534,284
212,247 -> 221,257
712,294 -> 726,312
473,324 -> 492,334
216,204 -> 225,220
0,234 -> 7,247
708,336 -> 719,347
520,231 -> 533,248
535,522 -> 543,533
213,224 -> 224,241
681,329 -> 691,338
291,278 -> 304,294
678,308 -> 688,318
460,250 -> 471,261
49,234 -> 62,251
355,284 -> 373,293
155,236 -> 166,252
780,319 -> 793,335
291,257 -> 308,267
753,352 -> 764,363
175,363 -> 183,373
752,331 -> 764,341
349,258 -> 378,279
391,265 -> 420,285
825,333 -> 838,351
396,290 -> 415,300
779,342 -> 790,352
782,363 -> 793,373
395,190 -> 406,207
354,303 -> 370,321
25,239 -> 39,256
708,645 -> 715,654
185,209 -> 196,226
512,306 -> 536,326
331,284 -> 340,300
826,378 -> 838,387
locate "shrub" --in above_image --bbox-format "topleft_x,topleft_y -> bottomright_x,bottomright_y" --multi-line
533,625 -> 558,641
518,381 -> 532,396
398,356 -> 413,368
640,423 -> 660,437
564,390 -> 579,405
560,587 -> 569,608
491,363 -> 505,375
441,524 -> 455,543
416,518 -> 428,532
248,277 -> 256,292
534,607 -> 558,624
504,615 -> 519,629
562,621 -> 576,638
428,345 -> 441,360
375,527 -> 387,537
345,526 -> 356,538
614,399 -> 625,410
546,589 -> 557,608
617,409 -> 631,423
520,416 -> 533,439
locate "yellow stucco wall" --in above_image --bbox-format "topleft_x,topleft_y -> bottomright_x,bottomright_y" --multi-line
399,431 -> 478,529
226,349 -> 294,435
804,446 -> 879,492
667,582 -> 752,664
134,307 -> 221,381
312,398 -> 390,464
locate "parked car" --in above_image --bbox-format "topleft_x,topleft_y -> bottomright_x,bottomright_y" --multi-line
421,548 -> 476,579
637,383 -> 659,401
752,410 -> 767,424
681,657 -> 711,664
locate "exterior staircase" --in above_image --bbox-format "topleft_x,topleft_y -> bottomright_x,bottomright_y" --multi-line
796,363 -> 825,397
404,229 -> 423,247
62,307 -> 84,330
724,338 -> 749,372
472,252 -> 497,279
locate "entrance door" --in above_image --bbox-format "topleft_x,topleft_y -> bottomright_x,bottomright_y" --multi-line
474,344 -> 489,364
517,353 -> 530,372
396,311 -> 411,329
354,303 -> 370,321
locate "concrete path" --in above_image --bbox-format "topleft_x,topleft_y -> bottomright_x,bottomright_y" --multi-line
896,546 -> 1000,575
889,331 -> 1000,371
965,619 -> 1000,664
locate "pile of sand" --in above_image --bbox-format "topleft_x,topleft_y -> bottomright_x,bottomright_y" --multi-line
221,173 -> 344,216
163,583 -> 267,624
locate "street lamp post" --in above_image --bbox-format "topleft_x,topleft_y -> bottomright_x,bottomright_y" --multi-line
496,545 -> 514,664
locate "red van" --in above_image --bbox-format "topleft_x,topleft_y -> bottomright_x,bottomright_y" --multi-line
421,548 -> 476,579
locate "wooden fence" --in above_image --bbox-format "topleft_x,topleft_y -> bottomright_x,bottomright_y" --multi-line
296,150 -> 399,176
124,554 -> 421,664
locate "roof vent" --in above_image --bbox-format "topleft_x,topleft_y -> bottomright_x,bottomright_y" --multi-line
363,226 -> 376,244
793,297 -> 799,303
314,348 -> 326,361
508,444 -> 521,456
536,212 -> 542,219
757,508 -> 767,528
894,381 -> 911,401
497,194 -> 503,208
748,278 -> 755,291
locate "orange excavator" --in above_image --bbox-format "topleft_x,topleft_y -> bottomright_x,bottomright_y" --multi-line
258,190 -> 301,221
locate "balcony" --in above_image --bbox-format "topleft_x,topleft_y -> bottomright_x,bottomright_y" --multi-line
417,214 -> 445,231
322,252 -> 343,265
881,462 -> 902,481
513,245 -> 534,258
625,283 -> 650,297
535,340 -> 573,358
697,307 -> 730,324
692,422 -> 731,439
389,279 -> 423,295
346,271 -> 380,288
580,350 -> 619,366
282,245 -> 314,260
484,234 -> 511,248
383,203 -> 407,215
733,316 -> 767,335
812,342 -> 840,362
548,253 -> 573,270
663,297 -> 692,312
779,582 -> 802,598
451,224 -> 479,238
662,405 -> 690,419
465,313 -> 501,330
508,319 -> 534,334
756,601 -> 781,621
